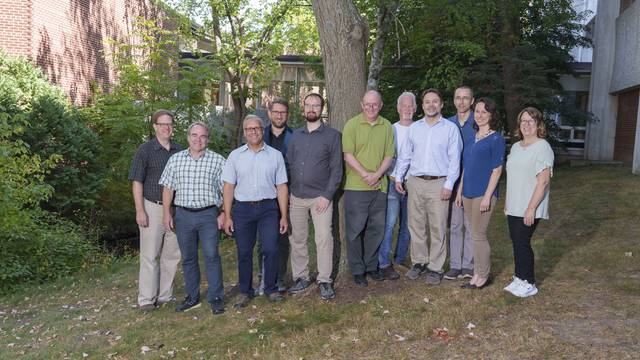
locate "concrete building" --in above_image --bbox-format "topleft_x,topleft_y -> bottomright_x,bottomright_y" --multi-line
586,0 -> 640,173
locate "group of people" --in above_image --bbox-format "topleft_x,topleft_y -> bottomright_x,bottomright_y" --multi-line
128,86 -> 553,315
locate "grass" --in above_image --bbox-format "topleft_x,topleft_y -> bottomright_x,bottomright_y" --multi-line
1,164 -> 639,359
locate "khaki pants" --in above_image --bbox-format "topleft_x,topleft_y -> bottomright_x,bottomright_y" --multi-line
406,176 -> 449,272
288,195 -> 334,283
138,199 -> 181,306
462,196 -> 497,278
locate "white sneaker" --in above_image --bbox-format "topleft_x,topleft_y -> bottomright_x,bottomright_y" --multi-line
512,280 -> 538,298
503,276 -> 524,293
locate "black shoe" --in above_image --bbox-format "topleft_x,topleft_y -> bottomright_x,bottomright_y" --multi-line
276,279 -> 287,292
288,278 -> 311,295
367,269 -> 385,281
461,277 -> 492,290
234,293 -> 252,308
175,296 -> 201,312
211,297 -> 225,315
380,265 -> 400,280
268,292 -> 285,303
354,274 -> 368,287
406,263 -> 427,280
319,282 -> 336,300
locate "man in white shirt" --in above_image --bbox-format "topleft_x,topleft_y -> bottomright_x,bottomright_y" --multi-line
394,89 -> 462,285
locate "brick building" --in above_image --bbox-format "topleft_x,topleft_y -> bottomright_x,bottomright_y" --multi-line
0,0 -> 170,105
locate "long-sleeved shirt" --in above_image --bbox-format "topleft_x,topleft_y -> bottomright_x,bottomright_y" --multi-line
286,123 -> 343,199
393,115 -> 463,190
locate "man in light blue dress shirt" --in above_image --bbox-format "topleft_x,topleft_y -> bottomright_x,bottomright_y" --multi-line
222,115 -> 289,308
394,89 -> 463,285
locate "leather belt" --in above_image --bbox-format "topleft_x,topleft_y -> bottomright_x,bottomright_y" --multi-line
237,199 -> 274,206
416,175 -> 446,181
178,205 -> 216,212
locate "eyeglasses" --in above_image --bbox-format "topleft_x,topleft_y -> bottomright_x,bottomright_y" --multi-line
270,111 -> 288,116
243,127 -> 263,133
304,103 -> 322,109
155,122 -> 173,128
363,103 -> 380,109
520,119 -> 537,125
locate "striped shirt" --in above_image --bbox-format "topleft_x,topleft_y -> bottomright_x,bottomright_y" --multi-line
159,149 -> 226,208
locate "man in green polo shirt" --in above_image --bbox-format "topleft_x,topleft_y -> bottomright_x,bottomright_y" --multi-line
342,90 -> 395,286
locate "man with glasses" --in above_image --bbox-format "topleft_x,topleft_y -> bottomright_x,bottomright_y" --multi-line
129,109 -> 183,312
286,93 -> 342,299
342,90 -> 395,286
259,97 -> 294,293
222,115 -> 289,308
159,122 -> 227,315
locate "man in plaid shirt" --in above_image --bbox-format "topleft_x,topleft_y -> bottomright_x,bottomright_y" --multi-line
159,122 -> 227,315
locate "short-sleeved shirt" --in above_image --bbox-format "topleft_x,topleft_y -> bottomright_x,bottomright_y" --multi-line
287,123 -> 343,199
221,143 -> 288,201
505,139 -> 554,219
462,132 -> 505,198
128,138 -> 183,202
387,122 -> 412,177
342,113 -> 395,192
158,149 -> 226,208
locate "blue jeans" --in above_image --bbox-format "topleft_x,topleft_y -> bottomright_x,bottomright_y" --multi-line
174,206 -> 224,303
378,184 -> 410,268
233,199 -> 280,296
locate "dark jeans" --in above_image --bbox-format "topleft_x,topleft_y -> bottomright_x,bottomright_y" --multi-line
344,190 -> 387,275
257,223 -> 290,285
507,215 -> 540,284
174,206 -> 223,303
233,199 -> 280,295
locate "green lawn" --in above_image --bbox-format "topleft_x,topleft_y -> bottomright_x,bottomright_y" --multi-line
1,165 -> 639,359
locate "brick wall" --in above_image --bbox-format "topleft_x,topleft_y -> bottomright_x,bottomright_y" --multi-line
1,0 -> 167,105
0,0 -> 32,58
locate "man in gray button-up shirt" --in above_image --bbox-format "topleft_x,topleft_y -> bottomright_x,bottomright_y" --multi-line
285,93 -> 343,300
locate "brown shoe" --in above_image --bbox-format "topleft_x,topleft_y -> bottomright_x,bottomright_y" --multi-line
234,293 -> 252,308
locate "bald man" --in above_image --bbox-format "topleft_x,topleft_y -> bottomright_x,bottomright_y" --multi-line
342,90 -> 395,286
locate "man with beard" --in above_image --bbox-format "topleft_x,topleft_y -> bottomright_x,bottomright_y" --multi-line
394,89 -> 462,285
222,115 -> 289,308
258,97 -> 293,293
342,90 -> 395,286
285,93 -> 342,300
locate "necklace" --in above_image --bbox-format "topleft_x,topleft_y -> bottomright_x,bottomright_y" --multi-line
475,130 -> 493,142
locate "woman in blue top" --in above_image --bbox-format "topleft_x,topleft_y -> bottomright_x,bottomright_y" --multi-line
455,97 -> 505,289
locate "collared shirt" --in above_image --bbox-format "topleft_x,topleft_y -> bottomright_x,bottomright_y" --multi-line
342,113 -> 395,192
158,149 -> 226,208
448,112 -> 477,163
387,121 -> 412,177
221,143 -> 288,201
128,138 -> 183,202
287,123 -> 343,199
394,115 -> 463,190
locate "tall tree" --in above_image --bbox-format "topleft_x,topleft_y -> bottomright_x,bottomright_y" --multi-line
312,0 -> 369,130
367,0 -> 400,90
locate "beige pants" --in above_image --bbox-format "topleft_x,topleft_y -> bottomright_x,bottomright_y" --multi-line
138,199 -> 181,306
406,176 -> 449,272
288,195 -> 334,283
462,196 -> 497,278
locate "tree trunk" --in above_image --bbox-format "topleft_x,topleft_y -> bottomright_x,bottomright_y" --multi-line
312,0 -> 369,131
367,1 -> 399,90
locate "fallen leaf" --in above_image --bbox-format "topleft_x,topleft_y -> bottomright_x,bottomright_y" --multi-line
82,353 -> 88,358
382,310 -> 389,315
466,322 -> 476,330
394,334 -> 406,341
141,345 -> 151,354
329,334 -> 341,341
625,252 -> 633,257
422,297 -> 430,303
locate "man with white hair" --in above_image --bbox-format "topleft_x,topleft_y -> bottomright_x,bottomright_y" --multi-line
159,122 -> 227,315
378,92 -> 416,280
222,115 -> 289,308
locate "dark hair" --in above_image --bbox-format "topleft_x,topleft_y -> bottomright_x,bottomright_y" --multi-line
269,97 -> 289,111
151,109 -> 174,124
455,85 -> 474,98
420,88 -> 443,102
516,107 -> 547,139
474,97 -> 501,131
303,92 -> 325,108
